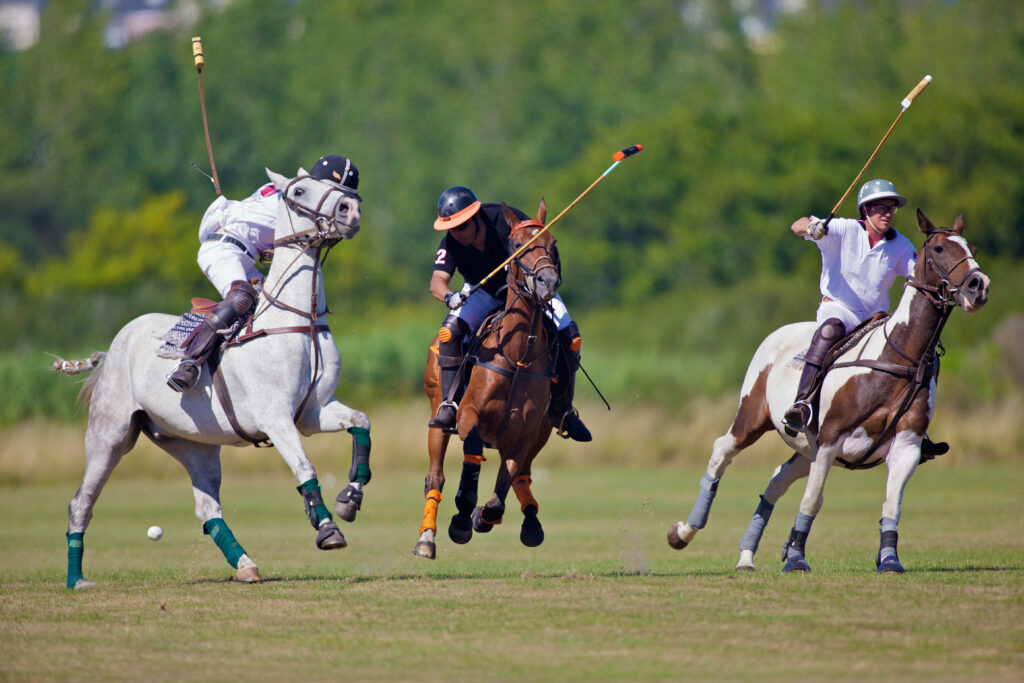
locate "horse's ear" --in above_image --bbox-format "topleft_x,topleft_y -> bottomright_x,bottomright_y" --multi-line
537,197 -> 547,225
297,167 -> 309,177
952,213 -> 965,235
266,168 -> 289,191
916,208 -> 936,236
502,202 -> 520,229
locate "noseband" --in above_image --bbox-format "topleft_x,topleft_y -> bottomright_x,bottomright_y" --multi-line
906,229 -> 982,309
274,175 -> 359,249
509,219 -> 561,298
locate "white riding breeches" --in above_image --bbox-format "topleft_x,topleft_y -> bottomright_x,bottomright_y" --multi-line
815,299 -> 863,334
453,284 -> 572,332
197,240 -> 261,298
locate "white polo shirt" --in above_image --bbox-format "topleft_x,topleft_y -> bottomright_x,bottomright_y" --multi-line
808,216 -> 917,327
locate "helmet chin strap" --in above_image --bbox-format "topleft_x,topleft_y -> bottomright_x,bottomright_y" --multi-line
865,213 -> 886,235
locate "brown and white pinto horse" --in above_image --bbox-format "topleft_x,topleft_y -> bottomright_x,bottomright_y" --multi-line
414,201 -> 559,559
668,210 -> 990,573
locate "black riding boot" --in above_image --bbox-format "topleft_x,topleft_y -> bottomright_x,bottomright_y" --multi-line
549,323 -> 592,442
429,315 -> 469,432
167,281 -> 257,393
782,318 -> 845,436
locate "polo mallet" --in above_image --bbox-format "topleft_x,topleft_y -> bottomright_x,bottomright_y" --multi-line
191,36 -> 222,196
468,144 -> 644,295
822,75 -> 932,229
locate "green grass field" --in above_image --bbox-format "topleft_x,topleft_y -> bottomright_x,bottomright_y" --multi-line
2,446 -> 1022,681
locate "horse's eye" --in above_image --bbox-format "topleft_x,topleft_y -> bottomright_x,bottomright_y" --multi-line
294,188 -> 305,197
933,245 -> 943,253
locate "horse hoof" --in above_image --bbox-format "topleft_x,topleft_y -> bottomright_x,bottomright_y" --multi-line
877,556 -> 905,574
316,521 -> 348,550
667,522 -> 692,550
520,512 -> 544,547
334,484 -> 363,523
448,514 -> 473,544
782,555 -> 811,573
72,578 -> 95,591
471,506 -> 499,533
412,541 -> 436,560
236,566 -> 263,583
735,549 -> 756,571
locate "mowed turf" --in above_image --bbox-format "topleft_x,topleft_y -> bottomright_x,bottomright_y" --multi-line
1,462 -> 1022,681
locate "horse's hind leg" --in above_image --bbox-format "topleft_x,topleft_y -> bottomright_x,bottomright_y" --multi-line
736,453 -> 811,571
448,428 -> 485,546
152,436 -> 261,583
66,410 -> 144,589
414,424 -> 451,559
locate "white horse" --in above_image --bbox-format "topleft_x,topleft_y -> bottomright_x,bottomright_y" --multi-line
668,210 -> 990,573
57,168 -> 372,589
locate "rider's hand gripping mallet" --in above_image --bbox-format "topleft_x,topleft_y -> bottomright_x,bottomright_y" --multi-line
192,36 -> 222,196
468,144 -> 644,295
821,75 -> 932,231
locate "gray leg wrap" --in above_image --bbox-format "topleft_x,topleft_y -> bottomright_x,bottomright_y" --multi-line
686,474 -> 720,529
739,495 -> 775,552
783,512 -> 815,560
879,517 -> 899,561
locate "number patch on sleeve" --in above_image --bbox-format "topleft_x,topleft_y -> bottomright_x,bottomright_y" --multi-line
434,248 -> 448,265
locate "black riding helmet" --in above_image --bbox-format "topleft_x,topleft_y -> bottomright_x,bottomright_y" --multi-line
310,154 -> 361,200
434,186 -> 481,231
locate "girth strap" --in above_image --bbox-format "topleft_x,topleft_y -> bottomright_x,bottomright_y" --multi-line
212,365 -> 272,447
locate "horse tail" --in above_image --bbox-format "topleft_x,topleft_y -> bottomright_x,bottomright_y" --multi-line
50,352 -> 107,408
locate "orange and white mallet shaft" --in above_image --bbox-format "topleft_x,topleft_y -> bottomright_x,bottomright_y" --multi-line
470,144 -> 644,294
192,36 -> 222,196
824,75 -> 932,228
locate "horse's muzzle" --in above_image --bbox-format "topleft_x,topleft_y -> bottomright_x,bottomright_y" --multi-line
961,271 -> 990,312
534,270 -> 559,303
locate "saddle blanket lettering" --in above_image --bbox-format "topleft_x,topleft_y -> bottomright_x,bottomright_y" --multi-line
156,313 -> 206,360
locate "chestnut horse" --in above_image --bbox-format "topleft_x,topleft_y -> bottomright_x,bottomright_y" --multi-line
414,202 -> 559,559
668,210 -> 990,573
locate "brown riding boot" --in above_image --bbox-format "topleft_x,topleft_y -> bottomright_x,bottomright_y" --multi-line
782,318 -> 845,436
167,281 -> 257,393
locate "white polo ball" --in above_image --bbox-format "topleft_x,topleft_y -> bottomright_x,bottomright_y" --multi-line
147,525 -> 163,541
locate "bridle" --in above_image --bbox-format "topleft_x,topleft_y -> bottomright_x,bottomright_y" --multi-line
508,219 -> 561,300
273,175 -> 360,249
905,228 -> 981,310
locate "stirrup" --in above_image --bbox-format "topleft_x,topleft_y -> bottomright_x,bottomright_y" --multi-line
782,400 -> 813,434
166,360 -> 201,393
428,401 -> 458,432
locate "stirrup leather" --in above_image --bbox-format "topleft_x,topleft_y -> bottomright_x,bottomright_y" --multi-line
782,400 -> 813,433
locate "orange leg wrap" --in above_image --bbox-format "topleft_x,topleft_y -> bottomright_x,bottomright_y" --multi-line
463,453 -> 486,465
419,489 -> 443,534
512,475 -> 538,514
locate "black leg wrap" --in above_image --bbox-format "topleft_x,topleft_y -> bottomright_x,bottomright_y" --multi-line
880,529 -> 898,552
454,462 -> 481,517
298,483 -> 327,530
781,528 -> 809,560
348,435 -> 371,485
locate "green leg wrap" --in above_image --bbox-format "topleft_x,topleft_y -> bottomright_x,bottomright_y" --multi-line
297,478 -> 332,528
66,532 -> 84,589
347,426 -> 371,484
203,518 -> 247,569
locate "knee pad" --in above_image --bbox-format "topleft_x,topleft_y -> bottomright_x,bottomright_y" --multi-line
818,318 -> 845,343
437,315 -> 469,367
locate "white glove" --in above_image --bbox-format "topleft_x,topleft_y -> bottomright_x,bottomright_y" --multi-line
444,291 -> 467,310
806,218 -> 827,241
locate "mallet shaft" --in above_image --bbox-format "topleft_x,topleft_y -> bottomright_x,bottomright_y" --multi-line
192,36 -> 221,196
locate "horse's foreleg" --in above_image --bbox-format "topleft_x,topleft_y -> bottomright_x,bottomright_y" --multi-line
413,424 -> 452,559
736,453 -> 811,571
781,443 -> 837,572
157,438 -> 263,582
448,428 -> 485,546
876,432 -> 921,573
262,420 -> 347,551
472,452 -> 519,533
297,398 -> 372,523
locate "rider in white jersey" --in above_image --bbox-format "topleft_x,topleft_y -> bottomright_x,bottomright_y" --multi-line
167,155 -> 361,392
782,179 -> 947,457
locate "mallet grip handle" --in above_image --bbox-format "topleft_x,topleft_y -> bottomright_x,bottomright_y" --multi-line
901,75 -> 932,109
613,144 -> 643,161
192,36 -> 205,71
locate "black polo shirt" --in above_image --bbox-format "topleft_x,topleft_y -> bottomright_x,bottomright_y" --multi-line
433,203 -> 528,298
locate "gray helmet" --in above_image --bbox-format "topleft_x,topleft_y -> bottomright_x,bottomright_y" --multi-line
857,179 -> 907,211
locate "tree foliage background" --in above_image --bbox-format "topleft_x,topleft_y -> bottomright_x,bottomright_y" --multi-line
1,0 -> 1022,420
